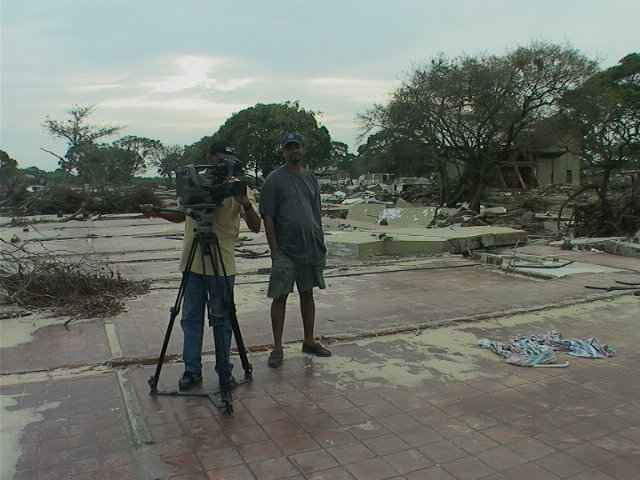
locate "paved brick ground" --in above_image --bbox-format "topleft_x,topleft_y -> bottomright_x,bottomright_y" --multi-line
2,220 -> 640,479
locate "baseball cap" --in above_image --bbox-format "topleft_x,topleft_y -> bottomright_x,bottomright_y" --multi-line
281,132 -> 304,148
209,140 -> 240,161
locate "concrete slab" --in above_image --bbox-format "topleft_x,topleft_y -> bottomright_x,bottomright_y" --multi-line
549,236 -> 625,248
472,251 -> 626,279
379,207 -> 438,227
378,232 -> 451,256
345,203 -> 385,223
325,226 -> 528,258
395,198 -> 414,208
602,239 -> 640,259
321,231 -> 386,257
506,261 -> 622,278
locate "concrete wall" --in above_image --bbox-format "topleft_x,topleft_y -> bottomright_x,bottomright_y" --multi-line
537,151 -> 581,187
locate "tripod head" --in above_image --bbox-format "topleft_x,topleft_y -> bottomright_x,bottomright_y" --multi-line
152,206 -> 218,236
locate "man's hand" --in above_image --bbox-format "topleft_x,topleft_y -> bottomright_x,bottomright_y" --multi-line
234,195 -> 251,209
139,204 -> 155,218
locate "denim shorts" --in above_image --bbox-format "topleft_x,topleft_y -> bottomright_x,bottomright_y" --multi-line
267,251 -> 326,298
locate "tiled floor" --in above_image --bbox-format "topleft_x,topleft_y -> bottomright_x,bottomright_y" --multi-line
2,227 -> 640,479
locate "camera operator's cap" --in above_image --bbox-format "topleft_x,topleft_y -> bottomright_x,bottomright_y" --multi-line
209,139 -> 240,161
281,132 -> 304,148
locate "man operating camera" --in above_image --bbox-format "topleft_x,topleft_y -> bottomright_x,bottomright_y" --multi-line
140,139 -> 261,390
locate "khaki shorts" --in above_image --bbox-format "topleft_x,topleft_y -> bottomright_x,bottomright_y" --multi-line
267,251 -> 326,298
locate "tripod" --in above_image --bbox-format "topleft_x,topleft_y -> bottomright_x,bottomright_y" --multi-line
148,205 -> 253,416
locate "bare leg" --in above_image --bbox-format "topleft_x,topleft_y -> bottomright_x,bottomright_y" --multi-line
271,294 -> 288,351
299,289 -> 315,346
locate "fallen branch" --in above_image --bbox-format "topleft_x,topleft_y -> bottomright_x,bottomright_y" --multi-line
0,238 -> 150,318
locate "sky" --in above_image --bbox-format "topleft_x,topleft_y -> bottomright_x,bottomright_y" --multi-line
1,0 -> 639,173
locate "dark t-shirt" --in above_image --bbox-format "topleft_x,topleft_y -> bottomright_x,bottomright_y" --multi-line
259,165 -> 326,264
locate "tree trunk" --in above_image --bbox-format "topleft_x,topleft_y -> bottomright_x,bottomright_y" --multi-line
467,155 -> 490,212
599,166 -> 613,220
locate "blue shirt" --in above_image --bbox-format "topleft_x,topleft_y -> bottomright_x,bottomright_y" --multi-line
259,165 -> 326,264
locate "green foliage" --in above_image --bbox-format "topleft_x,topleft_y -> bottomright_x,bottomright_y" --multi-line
149,144 -> 186,180
329,141 -> 360,177
182,136 -> 212,166
212,101 -> 332,176
0,150 -> 19,184
40,104 -> 174,185
42,169 -> 78,185
41,103 -> 123,178
356,131 -> 394,173
357,133 -> 436,177
562,53 -> 640,174
74,139 -> 163,187
558,52 -> 640,227
113,135 -> 164,176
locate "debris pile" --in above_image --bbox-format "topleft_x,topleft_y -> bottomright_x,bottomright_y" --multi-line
0,240 -> 150,318
317,182 -> 636,239
0,183 -> 161,219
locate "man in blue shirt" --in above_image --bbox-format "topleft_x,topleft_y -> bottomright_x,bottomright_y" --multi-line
259,133 -> 331,368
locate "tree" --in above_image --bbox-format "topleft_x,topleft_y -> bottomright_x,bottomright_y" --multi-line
213,101 -> 332,177
0,150 -> 19,185
329,141 -> 360,177
359,41 -> 597,209
74,144 -> 119,187
356,131 -> 395,174
75,142 -> 150,188
151,144 -> 186,180
112,136 -> 164,177
41,103 -> 122,180
560,53 -> 640,234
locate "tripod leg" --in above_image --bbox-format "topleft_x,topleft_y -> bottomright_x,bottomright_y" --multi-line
200,243 -> 234,414
209,275 -> 252,378
207,285 -> 233,414
208,236 -> 253,380
149,235 -> 200,393
227,301 -> 253,380
148,271 -> 191,393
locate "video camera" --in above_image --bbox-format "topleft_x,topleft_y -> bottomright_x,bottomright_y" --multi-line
176,160 -> 247,207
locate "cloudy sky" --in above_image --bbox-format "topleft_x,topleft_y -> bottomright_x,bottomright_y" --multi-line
2,0 -> 638,172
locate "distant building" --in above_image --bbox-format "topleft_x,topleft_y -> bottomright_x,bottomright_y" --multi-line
357,173 -> 393,187
494,146 -> 580,189
444,142 -> 580,189
314,169 -> 352,187
391,177 -> 429,193
533,146 -> 580,187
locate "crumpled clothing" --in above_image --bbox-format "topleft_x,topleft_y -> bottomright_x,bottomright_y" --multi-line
478,330 -> 615,367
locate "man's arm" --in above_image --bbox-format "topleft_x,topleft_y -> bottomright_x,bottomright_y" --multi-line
240,202 -> 261,233
314,178 -> 324,232
234,194 -> 261,233
263,215 -> 279,256
139,204 -> 185,223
